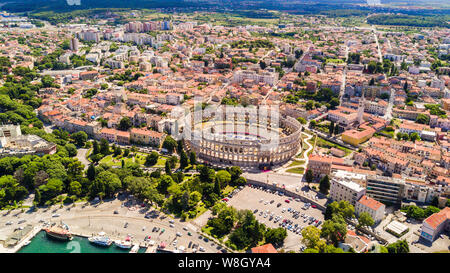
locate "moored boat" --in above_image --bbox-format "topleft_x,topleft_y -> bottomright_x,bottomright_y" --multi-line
114,237 -> 132,249
88,232 -> 112,247
129,245 -> 139,253
44,225 -> 73,241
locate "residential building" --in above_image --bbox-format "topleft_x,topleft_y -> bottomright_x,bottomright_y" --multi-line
366,175 -> 405,205
130,128 -> 165,147
329,178 -> 366,205
420,207 -> 450,243
355,195 -> 385,223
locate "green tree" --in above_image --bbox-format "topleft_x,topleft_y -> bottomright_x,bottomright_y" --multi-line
216,170 -> 231,188
165,160 -> 172,176
214,177 -> 221,195
118,117 -> 132,131
99,138 -> 110,155
387,240 -> 409,253
265,227 -> 287,247
87,164 -> 96,181
409,132 -> 420,142
358,212 -> 375,228
424,206 -> 440,217
69,181 -> 82,196
328,122 -> 335,136
320,214 -> 347,245
145,151 -> 159,166
92,171 -> 122,198
416,114 -> 430,125
301,226 -> 323,249
65,143 -> 77,157
319,175 -> 330,194
162,136 -> 177,153
92,140 -> 100,154
325,200 -> 355,220
305,169 -> 314,185
189,151 -> 197,165
180,150 -> 189,169
71,131 -> 88,147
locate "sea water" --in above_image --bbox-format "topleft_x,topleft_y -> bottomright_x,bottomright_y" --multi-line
18,231 -> 146,253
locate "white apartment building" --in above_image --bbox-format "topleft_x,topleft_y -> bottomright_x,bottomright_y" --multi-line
232,70 -> 278,86
355,195 -> 385,224
330,178 -> 366,205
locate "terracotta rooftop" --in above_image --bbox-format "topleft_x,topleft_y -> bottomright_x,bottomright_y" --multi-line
358,195 -> 384,211
424,207 -> 450,229
250,243 -> 277,253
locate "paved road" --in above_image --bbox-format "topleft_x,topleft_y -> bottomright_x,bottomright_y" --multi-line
372,25 -> 395,121
339,45 -> 349,105
275,131 -> 314,177
76,148 -> 90,170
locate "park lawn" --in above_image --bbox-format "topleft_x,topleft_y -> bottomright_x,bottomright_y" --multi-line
286,167 -> 305,174
288,160 -> 305,168
99,155 -> 129,167
316,136 -> 352,156
154,156 -> 168,167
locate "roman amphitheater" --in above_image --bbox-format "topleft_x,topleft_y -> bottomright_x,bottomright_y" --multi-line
184,106 -> 302,169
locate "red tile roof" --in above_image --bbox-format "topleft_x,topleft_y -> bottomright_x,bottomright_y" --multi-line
424,207 -> 450,229
358,195 -> 384,211
251,243 -> 277,253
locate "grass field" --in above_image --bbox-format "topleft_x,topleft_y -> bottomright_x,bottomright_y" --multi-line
286,167 -> 305,174
98,152 -> 171,168
316,136 -> 352,156
288,160 -> 305,168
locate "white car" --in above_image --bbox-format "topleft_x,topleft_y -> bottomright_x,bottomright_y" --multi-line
176,232 -> 182,237
183,226 -> 188,231
5,221 -> 12,225
199,246 -> 205,252
52,214 -> 60,217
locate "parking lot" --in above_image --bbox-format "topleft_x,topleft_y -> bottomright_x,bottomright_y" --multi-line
227,185 -> 325,252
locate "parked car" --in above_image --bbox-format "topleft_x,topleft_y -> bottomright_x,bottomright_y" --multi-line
285,199 -> 290,203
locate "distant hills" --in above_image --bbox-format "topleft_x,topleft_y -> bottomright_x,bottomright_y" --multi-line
0,0 -> 448,16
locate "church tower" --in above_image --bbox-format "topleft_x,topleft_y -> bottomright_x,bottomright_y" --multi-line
357,90 -> 365,125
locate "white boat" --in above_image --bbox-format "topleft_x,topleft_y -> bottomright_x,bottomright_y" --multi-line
115,239 -> 132,249
129,245 -> 139,253
23,240 -> 31,246
88,232 -> 112,247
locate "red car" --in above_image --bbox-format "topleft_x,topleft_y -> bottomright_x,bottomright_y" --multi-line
311,205 -> 317,208
222,198 -> 229,202
285,199 -> 290,203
